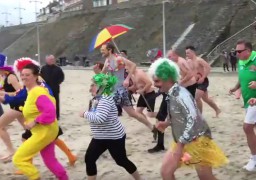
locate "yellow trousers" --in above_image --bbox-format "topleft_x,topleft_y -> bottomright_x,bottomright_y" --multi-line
13,123 -> 58,180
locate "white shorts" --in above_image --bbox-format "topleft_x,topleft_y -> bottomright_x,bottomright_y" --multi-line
245,106 -> 256,124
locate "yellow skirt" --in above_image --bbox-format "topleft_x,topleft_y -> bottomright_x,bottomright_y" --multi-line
171,136 -> 228,168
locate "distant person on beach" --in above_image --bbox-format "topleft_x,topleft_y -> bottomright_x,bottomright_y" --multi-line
229,48 -> 238,72
41,55 -> 64,120
220,50 -> 229,72
146,48 -> 163,63
185,46 -> 221,118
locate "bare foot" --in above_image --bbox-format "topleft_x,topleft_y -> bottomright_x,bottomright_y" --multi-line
213,109 -> 221,118
69,155 -> 77,166
0,153 -> 14,163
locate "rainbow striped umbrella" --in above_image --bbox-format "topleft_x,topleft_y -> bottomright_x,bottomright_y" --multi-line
89,24 -> 133,52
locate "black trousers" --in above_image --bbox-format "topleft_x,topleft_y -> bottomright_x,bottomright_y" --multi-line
85,135 -> 137,176
155,94 -> 168,147
53,91 -> 60,120
231,63 -> 236,71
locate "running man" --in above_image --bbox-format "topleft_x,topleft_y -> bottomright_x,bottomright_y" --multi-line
185,46 -> 221,117
149,58 -> 228,180
167,49 -> 197,97
100,43 -> 157,137
128,69 -> 157,118
230,40 -> 256,171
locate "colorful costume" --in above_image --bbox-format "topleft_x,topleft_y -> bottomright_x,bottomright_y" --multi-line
148,58 -> 228,168
13,86 -> 68,180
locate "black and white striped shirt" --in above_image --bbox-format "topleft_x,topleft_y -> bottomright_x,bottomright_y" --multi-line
85,95 -> 125,140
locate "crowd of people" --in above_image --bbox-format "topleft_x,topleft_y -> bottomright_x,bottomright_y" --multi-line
0,39 -> 255,180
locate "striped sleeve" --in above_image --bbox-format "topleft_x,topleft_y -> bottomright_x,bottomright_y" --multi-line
86,96 -> 112,124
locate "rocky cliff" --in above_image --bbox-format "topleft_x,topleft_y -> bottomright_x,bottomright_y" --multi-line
1,0 -> 256,64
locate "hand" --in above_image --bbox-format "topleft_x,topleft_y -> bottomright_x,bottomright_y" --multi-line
197,78 -> 204,84
229,87 -> 238,95
249,81 -> 256,89
0,91 -> 6,96
0,96 -> 5,102
123,79 -> 130,88
248,98 -> 256,106
25,121 -> 37,130
136,89 -> 144,95
79,111 -> 86,118
156,121 -> 169,132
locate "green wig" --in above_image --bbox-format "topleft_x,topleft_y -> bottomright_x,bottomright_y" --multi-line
148,58 -> 180,81
93,73 -> 118,95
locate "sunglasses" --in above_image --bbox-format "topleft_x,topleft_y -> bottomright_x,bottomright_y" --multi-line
235,49 -> 247,54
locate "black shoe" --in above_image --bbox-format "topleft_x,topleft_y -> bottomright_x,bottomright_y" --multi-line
148,145 -> 165,153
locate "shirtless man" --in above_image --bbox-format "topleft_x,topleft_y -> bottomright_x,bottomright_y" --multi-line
185,45 -> 221,117
128,69 -> 157,118
101,43 -> 157,137
167,49 -> 197,97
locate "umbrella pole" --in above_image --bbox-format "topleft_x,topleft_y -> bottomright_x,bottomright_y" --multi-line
111,39 -> 121,53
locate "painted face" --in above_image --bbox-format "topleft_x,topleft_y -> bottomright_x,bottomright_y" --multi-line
236,44 -> 250,60
21,68 -> 38,87
185,49 -> 195,60
100,45 -> 110,58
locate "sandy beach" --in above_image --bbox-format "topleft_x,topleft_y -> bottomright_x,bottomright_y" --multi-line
0,69 -> 256,180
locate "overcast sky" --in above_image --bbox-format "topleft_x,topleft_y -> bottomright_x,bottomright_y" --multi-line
0,0 -> 51,26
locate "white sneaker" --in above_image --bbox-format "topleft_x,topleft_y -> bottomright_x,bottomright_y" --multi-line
243,158 -> 256,171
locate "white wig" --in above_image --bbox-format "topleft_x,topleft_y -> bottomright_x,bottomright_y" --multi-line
148,58 -> 180,81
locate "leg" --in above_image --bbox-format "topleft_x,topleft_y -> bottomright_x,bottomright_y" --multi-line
243,106 -> 256,171
116,105 -> 123,116
195,89 -> 204,113
13,133 -> 50,180
108,136 -> 140,180
0,110 -> 22,159
85,138 -> 107,179
136,94 -> 147,118
226,63 -> 229,71
40,142 -> 68,180
0,104 -> 4,116
123,106 -> 153,131
55,138 -> 77,166
223,64 -> 226,72
195,166 -> 216,180
202,92 -> 221,118
0,128 -> 14,160
14,130 -> 33,175
53,92 -> 60,120
244,123 -> 256,155
161,149 -> 181,180
148,96 -> 166,153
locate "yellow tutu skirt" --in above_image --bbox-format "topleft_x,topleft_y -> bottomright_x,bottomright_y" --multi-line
171,136 -> 228,168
